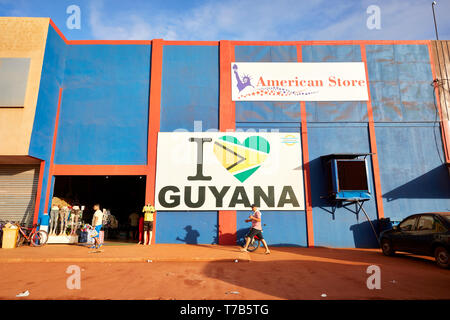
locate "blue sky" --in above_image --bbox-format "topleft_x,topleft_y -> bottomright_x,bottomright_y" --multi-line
1,0 -> 449,41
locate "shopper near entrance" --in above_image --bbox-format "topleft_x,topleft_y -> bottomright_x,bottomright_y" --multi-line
241,204 -> 270,254
142,203 -> 156,245
128,211 -> 139,241
90,204 -> 103,249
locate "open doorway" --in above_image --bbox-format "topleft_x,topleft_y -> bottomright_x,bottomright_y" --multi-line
52,175 -> 146,244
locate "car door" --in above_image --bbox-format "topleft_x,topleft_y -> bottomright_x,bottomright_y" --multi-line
394,216 -> 419,252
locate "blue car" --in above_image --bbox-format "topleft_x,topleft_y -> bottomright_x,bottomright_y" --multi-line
380,212 -> 450,269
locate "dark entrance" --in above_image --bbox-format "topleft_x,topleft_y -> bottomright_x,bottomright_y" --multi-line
53,175 -> 146,242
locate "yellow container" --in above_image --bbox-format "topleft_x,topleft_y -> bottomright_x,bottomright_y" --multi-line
2,228 -> 19,249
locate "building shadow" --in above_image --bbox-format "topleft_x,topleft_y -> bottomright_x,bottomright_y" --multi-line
382,165 -> 450,201
176,225 -> 200,244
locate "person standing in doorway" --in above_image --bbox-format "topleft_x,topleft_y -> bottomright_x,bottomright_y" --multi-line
138,211 -> 144,245
90,204 -> 103,249
128,211 -> 139,241
241,204 -> 270,254
142,203 -> 156,245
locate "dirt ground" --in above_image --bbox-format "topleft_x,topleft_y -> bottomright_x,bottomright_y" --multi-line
0,246 -> 449,300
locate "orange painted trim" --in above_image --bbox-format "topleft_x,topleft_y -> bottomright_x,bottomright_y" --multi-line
163,41 -> 219,46
52,165 -> 148,176
44,87 -> 63,212
67,40 -> 152,45
217,40 -> 237,245
231,40 -> 431,46
360,45 -> 384,219
49,19 -> 69,43
146,39 -> 164,244
33,160 -> 46,224
296,45 -> 315,247
427,43 -> 450,163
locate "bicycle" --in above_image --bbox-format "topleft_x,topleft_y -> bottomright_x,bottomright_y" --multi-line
15,223 -> 48,247
240,223 -> 267,252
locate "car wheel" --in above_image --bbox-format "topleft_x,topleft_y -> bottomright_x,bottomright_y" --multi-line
434,246 -> 449,269
381,239 -> 395,256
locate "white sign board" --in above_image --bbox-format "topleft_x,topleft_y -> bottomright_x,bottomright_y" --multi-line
155,132 -> 304,211
231,62 -> 369,101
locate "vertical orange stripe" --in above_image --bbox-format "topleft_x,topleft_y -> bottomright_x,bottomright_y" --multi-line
297,45 -> 315,247
218,40 -> 237,245
33,160 -> 46,224
147,39 -> 163,244
44,87 -> 63,213
427,42 -> 450,163
360,45 -> 384,219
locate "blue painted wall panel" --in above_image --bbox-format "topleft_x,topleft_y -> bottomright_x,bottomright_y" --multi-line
375,123 -> 450,221
302,45 -> 367,122
236,211 -> 307,246
366,45 -> 435,122
307,123 -> 379,248
29,26 -> 67,215
54,45 -> 151,165
235,45 -> 301,123
160,45 -> 219,132
155,211 -> 218,244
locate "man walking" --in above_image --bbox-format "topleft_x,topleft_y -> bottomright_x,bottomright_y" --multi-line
90,204 -> 103,250
241,204 -> 270,254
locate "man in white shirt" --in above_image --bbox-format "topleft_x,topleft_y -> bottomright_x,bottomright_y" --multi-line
90,204 -> 103,249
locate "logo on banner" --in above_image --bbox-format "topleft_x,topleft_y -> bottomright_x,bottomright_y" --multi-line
233,63 -> 317,100
213,136 -> 270,183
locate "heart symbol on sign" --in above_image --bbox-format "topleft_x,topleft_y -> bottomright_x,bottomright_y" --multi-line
213,136 -> 270,183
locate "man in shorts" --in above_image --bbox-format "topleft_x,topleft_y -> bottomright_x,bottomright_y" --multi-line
241,204 -> 270,254
90,204 -> 103,249
142,203 -> 156,245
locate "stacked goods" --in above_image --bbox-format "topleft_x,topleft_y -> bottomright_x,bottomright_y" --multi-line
51,196 -> 71,207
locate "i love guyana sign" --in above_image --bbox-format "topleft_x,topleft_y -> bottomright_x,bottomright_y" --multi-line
155,132 -> 305,211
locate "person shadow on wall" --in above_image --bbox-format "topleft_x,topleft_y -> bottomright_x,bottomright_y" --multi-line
176,225 -> 200,244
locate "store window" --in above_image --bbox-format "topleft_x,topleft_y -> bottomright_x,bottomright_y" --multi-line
0,58 -> 30,108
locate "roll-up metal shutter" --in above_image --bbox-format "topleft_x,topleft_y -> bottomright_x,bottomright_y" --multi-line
0,165 -> 39,226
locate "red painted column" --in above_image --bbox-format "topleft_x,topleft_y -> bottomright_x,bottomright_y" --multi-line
296,45 -> 315,247
360,44 -> 385,219
218,40 -> 237,245
146,39 -> 163,244
44,87 -> 63,213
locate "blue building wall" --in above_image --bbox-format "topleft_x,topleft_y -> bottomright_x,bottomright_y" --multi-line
54,44 -> 151,165
234,45 -> 308,247
28,32 -> 450,246
29,25 -> 67,215
156,45 -> 220,244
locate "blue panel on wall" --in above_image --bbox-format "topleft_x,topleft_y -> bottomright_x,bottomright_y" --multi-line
307,123 -> 379,248
235,45 -> 301,123
302,45 -> 366,122
155,211 -> 218,244
366,45 -> 435,122
54,45 -> 151,165
375,123 -> 450,221
29,26 -> 67,216
160,45 -> 219,132
236,211 -> 307,247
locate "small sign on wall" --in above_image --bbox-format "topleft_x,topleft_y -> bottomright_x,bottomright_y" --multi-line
0,58 -> 30,108
231,62 -> 369,102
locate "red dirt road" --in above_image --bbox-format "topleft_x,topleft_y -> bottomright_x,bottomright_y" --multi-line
0,246 -> 449,300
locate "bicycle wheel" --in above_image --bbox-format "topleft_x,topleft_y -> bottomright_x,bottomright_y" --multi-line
247,238 -> 260,252
16,233 -> 25,247
30,230 -> 48,247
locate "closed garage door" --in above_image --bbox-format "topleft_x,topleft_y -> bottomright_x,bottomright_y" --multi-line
0,165 -> 39,226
